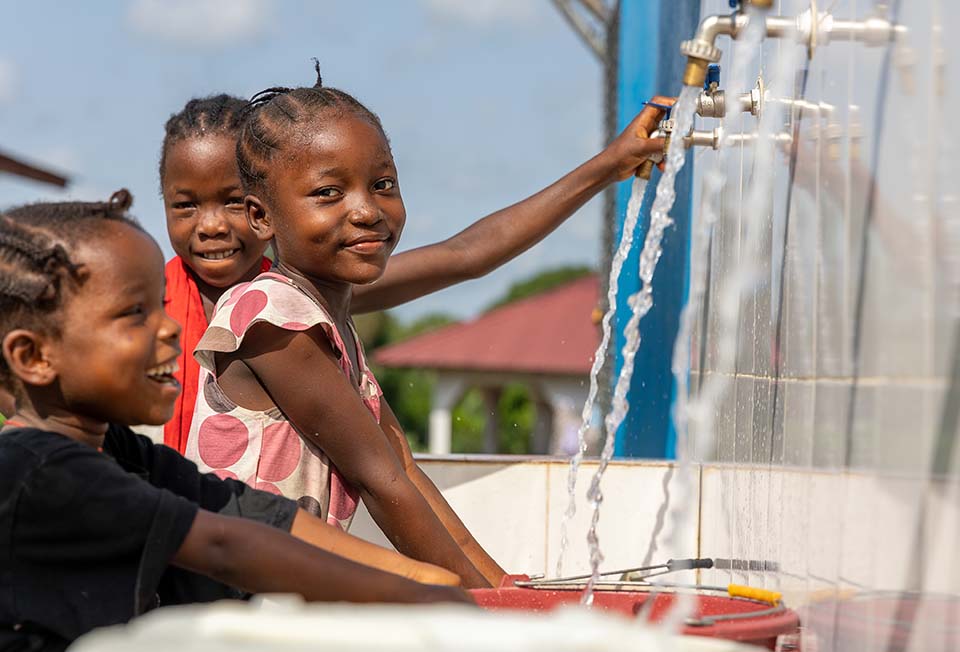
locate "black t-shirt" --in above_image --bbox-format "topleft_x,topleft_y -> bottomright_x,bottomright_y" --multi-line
0,425 -> 298,652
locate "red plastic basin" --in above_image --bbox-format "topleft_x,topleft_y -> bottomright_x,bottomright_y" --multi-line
471,575 -> 800,650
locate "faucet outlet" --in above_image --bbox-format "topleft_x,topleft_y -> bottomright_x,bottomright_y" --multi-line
637,160 -> 655,180
638,126 -> 669,180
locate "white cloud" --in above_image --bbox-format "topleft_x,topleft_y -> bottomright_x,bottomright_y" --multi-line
422,0 -> 537,25
0,59 -> 17,105
127,0 -> 271,47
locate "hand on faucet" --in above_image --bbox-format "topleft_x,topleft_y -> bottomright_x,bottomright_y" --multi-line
602,95 -> 676,181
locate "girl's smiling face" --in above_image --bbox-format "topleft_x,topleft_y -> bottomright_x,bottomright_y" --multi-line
163,135 -> 267,289
249,113 -> 406,287
50,223 -> 183,426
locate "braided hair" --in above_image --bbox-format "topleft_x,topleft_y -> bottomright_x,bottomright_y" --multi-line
236,59 -> 388,198
159,94 -> 248,182
0,190 -> 140,390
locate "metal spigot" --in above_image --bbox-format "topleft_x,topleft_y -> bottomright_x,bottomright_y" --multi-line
680,5 -> 907,88
637,102 -> 674,180
696,64 -> 726,118
680,9 -> 758,87
699,74 -> 765,119
637,125 -> 669,180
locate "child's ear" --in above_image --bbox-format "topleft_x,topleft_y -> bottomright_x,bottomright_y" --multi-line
245,195 -> 275,243
2,329 -> 57,387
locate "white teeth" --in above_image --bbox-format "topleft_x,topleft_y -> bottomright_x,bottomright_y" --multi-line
146,361 -> 179,378
200,249 -> 238,260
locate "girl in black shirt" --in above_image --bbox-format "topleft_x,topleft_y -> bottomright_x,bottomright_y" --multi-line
0,194 -> 470,652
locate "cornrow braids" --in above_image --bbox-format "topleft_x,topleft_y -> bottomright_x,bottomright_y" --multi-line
236,60 -> 389,198
159,93 -> 248,181
0,190 -> 142,391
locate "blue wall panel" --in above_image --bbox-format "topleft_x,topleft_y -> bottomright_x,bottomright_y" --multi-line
612,0 -> 700,458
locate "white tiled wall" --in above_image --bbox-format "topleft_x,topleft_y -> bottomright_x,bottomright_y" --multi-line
350,456 -> 700,580
684,1 -> 959,649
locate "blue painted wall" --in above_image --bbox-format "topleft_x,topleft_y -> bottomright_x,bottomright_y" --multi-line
612,0 -> 700,458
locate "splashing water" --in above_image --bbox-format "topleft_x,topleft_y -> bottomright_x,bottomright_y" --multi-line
556,176 -> 648,577
580,85 -> 699,606
656,19 -> 799,635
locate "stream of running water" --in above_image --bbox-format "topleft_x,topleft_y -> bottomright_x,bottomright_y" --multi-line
581,85 -> 700,606
556,176 -> 648,577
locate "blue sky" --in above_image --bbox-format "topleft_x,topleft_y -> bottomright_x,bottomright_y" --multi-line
0,0 -> 606,320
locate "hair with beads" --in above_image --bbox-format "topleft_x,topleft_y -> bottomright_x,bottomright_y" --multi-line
160,94 -> 248,181
0,190 -> 140,390
236,60 -> 388,198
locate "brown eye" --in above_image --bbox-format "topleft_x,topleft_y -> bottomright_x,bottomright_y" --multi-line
312,187 -> 342,199
120,304 -> 146,321
374,178 -> 396,192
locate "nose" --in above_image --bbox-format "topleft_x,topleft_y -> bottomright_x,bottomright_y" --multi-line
159,309 -> 183,353
347,193 -> 383,227
196,206 -> 230,238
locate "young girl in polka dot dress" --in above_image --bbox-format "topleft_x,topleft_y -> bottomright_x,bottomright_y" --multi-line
188,68 -> 670,588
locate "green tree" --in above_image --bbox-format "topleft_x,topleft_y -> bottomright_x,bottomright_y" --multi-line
485,265 -> 593,311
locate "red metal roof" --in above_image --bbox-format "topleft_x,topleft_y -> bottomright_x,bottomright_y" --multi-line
374,275 -> 600,376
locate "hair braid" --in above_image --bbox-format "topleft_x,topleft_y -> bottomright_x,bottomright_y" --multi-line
236,60 -> 389,198
160,94 -> 248,182
0,192 -> 142,393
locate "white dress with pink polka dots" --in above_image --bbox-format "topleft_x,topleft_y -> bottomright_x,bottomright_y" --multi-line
185,272 -> 383,530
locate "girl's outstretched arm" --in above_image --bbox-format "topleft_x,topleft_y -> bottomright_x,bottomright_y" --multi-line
227,322 -> 492,588
289,508 -> 460,586
174,509 -> 471,604
350,98 -> 673,315
379,402 -> 505,586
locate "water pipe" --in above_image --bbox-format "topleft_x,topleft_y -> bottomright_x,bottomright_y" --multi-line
680,4 -> 907,88
683,126 -> 793,151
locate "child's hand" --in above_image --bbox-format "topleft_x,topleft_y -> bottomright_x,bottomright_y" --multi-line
602,95 -> 676,181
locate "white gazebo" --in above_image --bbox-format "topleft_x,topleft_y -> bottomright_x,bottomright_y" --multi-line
375,276 -> 602,456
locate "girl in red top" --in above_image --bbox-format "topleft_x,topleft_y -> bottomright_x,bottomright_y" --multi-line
159,88 -> 673,452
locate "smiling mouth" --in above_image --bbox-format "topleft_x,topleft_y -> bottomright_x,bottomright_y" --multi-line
344,236 -> 391,252
146,360 -> 180,386
196,248 -> 240,261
